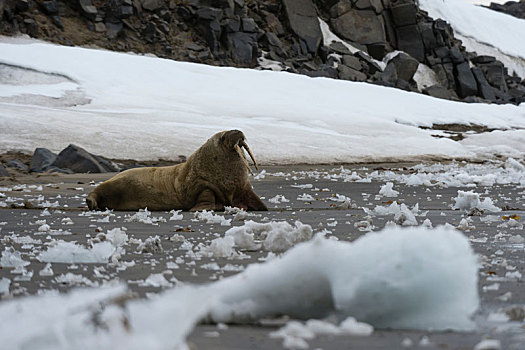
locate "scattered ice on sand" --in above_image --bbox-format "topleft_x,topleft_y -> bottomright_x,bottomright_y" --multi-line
125,208 -> 166,225
194,211 -> 231,226
136,236 -> 163,254
473,339 -> 501,350
0,226 -> 479,349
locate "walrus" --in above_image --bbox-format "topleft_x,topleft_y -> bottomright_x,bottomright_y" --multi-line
86,130 -> 268,211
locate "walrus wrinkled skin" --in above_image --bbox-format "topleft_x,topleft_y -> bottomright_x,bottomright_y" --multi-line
86,130 -> 267,211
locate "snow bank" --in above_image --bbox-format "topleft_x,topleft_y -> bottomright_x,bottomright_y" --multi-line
1,37 -> 524,164
420,0 -> 525,78
0,226 -> 478,349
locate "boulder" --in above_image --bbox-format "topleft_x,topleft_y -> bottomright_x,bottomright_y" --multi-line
395,24 -> 425,62
30,148 -> 58,172
7,159 -> 29,172
471,67 -> 496,101
354,51 -> 382,74
338,64 -> 367,81
0,163 -> 9,177
423,85 -> 457,100
283,0 -> 322,53
379,61 -> 398,84
78,0 -> 98,20
390,0 -> 418,27
52,144 -> 117,173
331,8 -> 386,45
390,52 -> 419,82
226,32 -> 258,65
342,54 -> 362,71
481,62 -> 507,91
455,62 -> 478,98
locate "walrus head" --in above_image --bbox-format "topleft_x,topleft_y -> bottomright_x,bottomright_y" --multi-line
219,130 -> 259,176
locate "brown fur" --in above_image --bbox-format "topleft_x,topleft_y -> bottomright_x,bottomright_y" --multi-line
86,130 -> 267,211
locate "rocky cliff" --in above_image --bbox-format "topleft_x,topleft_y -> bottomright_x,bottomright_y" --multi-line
1,0 -> 524,105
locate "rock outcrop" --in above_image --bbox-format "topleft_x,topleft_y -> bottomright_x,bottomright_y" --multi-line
1,0 -> 524,104
486,0 -> 525,19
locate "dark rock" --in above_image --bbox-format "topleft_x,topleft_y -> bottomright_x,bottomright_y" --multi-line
226,32 -> 258,65
342,54 -> 362,71
472,67 -> 496,101
354,51 -> 382,74
395,24 -> 425,62
455,62 -> 478,98
30,148 -> 58,172
329,41 -> 351,55
282,0 -> 322,53
302,67 -> 338,79
331,8 -> 386,45
23,19 -> 39,37
0,163 -> 8,177
379,61 -> 397,84
488,1 -> 525,20
481,62 -> 507,91
338,64 -> 367,81
390,1 -> 417,26
45,166 -> 75,174
94,22 -> 106,32
366,43 -> 386,60
196,7 -> 222,20
224,18 -> 240,32
52,144 -> 117,173
423,85 -> 456,100
38,0 -> 59,15
142,0 -> 163,12
198,0 -> 234,10
471,55 -> 496,64
449,46 -> 464,64
265,32 -> 286,57
418,21 -> 437,52
263,11 -> 284,35
15,0 -> 29,12
106,21 -> 123,39
241,17 -> 257,32
7,159 -> 28,172
390,52 -> 419,82
79,0 -> 98,20
51,15 -> 63,30
434,46 -> 450,59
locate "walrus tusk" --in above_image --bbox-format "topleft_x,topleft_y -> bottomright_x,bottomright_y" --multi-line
234,144 -> 255,176
241,141 -> 259,171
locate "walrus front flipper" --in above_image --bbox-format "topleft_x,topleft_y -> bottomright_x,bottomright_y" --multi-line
86,193 -> 99,211
234,187 -> 268,211
190,189 -> 225,211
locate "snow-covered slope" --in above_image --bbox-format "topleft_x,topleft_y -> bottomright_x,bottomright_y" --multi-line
421,0 -> 525,78
1,37 -> 524,164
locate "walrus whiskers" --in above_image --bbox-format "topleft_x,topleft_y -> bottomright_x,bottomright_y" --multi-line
235,143 -> 254,176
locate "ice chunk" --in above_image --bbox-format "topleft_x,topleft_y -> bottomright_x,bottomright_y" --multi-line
379,182 -> 399,197
169,210 -> 183,221
453,190 -> 501,212
194,210 -> 231,226
0,277 -> 10,295
37,241 -> 116,263
1,247 -> 30,267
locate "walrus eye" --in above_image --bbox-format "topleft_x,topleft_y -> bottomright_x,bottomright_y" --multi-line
234,141 -> 259,176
